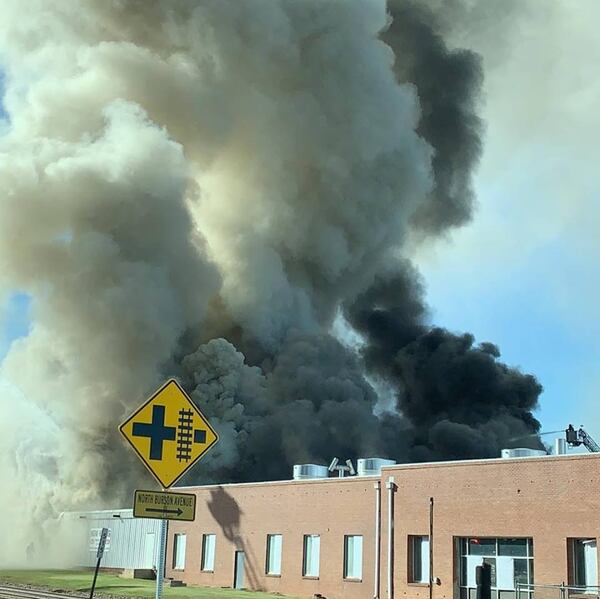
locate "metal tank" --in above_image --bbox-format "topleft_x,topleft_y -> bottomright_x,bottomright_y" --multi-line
554,437 -> 568,455
357,457 -> 397,476
500,448 -> 548,459
292,464 -> 329,480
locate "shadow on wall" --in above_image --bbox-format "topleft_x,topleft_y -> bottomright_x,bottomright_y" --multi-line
207,486 -> 263,591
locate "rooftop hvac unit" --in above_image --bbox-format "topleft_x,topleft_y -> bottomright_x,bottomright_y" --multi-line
500,448 -> 548,459
293,464 -> 329,480
357,457 -> 397,476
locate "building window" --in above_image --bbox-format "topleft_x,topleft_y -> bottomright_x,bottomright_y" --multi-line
266,534 -> 282,575
458,537 -> 534,599
344,535 -> 363,580
570,539 -> 598,592
303,535 -> 320,577
173,533 -> 187,570
201,534 -> 216,572
409,536 -> 430,584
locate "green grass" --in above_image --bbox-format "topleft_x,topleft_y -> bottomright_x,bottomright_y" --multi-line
0,570 -> 288,599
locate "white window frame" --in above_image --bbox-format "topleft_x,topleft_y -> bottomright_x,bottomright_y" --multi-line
409,535 -> 430,584
201,534 -> 216,572
173,533 -> 187,571
571,538 -> 598,591
266,534 -> 283,576
344,535 -> 363,580
458,537 -> 534,598
303,534 -> 320,578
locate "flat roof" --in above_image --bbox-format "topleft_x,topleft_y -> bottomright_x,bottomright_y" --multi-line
61,508 -> 134,518
173,451 -> 600,492
174,472 -> 379,491
62,453 -> 600,515
381,450 -> 600,473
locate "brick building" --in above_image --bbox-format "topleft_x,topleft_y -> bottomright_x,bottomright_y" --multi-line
165,453 -> 600,599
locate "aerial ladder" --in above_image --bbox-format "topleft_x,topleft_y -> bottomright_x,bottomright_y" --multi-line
565,424 -> 600,453
508,424 -> 600,454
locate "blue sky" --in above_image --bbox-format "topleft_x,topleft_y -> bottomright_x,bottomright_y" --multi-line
417,164 -> 599,443
421,239 -> 599,441
415,2 -> 600,444
0,293 -> 31,361
0,73 -> 27,359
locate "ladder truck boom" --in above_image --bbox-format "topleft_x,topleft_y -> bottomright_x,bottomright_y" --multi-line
565,424 -> 600,453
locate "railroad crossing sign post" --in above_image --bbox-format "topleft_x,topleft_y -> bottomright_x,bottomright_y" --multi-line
119,379 -> 218,599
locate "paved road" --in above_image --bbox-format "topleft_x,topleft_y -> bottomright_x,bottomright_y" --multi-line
0,586 -> 85,599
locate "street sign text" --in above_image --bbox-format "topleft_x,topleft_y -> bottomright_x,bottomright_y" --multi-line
133,489 -> 196,521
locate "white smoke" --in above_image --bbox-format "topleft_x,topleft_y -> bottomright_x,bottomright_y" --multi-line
0,99 -> 221,561
0,0 -> 437,564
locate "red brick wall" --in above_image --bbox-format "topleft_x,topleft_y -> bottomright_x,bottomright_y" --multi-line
166,454 -> 600,599
166,477 -> 378,599
385,454 -> 600,599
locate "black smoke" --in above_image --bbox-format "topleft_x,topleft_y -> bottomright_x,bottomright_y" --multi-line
178,263 -> 543,485
174,0 -> 543,485
178,331 -> 412,483
344,264 -> 543,462
382,0 -> 484,233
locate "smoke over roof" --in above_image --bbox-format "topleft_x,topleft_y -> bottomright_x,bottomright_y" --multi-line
344,265 -> 543,462
0,0 -> 541,563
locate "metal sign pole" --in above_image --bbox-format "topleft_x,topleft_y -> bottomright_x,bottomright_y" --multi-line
119,379 -> 219,599
90,527 -> 109,599
89,556 -> 102,599
155,516 -> 167,599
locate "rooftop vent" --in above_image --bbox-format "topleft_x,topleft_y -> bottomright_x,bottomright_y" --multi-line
500,448 -> 548,459
554,438 -> 568,455
293,464 -> 329,480
357,457 -> 397,476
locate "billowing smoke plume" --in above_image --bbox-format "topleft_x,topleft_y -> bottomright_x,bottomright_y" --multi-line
0,0 -> 542,564
383,0 -> 484,233
344,263 -> 543,462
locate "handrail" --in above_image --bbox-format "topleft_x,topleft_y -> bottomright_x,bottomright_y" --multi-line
517,581 -> 600,599
518,584 -> 600,590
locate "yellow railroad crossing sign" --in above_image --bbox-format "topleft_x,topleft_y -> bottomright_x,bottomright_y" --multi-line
133,489 -> 196,521
119,379 -> 218,489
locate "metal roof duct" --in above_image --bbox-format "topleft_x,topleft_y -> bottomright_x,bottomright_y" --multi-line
500,448 -> 548,459
357,457 -> 396,476
554,438 -> 568,455
293,464 -> 329,480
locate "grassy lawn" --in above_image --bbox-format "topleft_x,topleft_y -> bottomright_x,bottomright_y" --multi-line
0,570 -> 288,599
